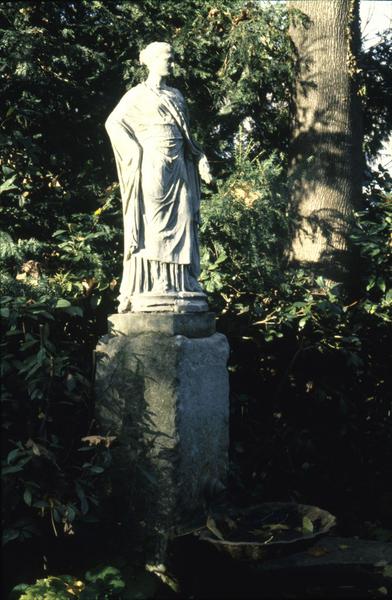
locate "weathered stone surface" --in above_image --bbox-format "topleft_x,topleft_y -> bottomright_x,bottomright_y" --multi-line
170,534 -> 392,598
253,536 -> 392,597
130,291 -> 208,313
108,311 -> 216,338
105,41 -> 212,313
258,536 -> 392,573
95,319 -> 230,552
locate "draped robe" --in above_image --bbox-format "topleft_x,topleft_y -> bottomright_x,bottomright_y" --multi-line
105,82 -> 203,312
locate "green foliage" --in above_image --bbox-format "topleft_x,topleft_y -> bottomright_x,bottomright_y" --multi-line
11,566 -> 125,599
200,143 -> 289,310
353,166 -> 392,307
172,0 -> 299,162
221,170 -> 392,521
1,287 -> 114,546
360,28 -> 392,161
0,219 -> 119,547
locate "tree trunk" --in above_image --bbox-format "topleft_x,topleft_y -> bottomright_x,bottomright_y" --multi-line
288,0 -> 363,282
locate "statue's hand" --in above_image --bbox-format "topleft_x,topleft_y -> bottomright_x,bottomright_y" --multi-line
198,154 -> 212,184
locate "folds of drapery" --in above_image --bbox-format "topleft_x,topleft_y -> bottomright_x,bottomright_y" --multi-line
105,84 -> 204,307
105,113 -> 143,259
122,253 -> 202,295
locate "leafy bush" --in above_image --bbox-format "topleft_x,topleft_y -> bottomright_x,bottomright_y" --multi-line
222,172 -> 392,525
11,566 -> 125,600
1,290 -> 114,545
200,145 -> 289,312
0,214 -> 120,548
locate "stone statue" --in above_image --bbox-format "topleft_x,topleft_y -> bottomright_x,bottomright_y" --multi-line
105,42 -> 212,313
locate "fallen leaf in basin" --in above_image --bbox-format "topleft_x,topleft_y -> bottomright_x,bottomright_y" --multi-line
302,515 -> 314,534
224,516 -> 237,529
262,523 -> 290,531
307,546 -> 330,557
206,516 -> 224,540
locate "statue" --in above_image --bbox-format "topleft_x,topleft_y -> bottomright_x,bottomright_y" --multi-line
105,42 -> 212,313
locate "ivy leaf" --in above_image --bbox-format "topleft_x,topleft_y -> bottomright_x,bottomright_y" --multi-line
23,488 -> 32,506
89,466 -> 104,474
55,299 -> 71,309
75,483 -> 89,515
2,465 -> 24,475
2,529 -> 20,546
298,317 -> 308,330
0,175 -> 18,194
307,545 -> 329,557
0,307 -> 10,318
64,306 -> 83,317
302,516 -> 314,534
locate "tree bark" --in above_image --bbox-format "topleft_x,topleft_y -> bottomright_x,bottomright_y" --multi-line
288,0 -> 363,282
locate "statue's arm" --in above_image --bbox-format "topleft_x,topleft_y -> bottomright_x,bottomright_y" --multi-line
105,91 -> 142,163
105,91 -> 143,232
173,88 -> 212,184
198,154 -> 212,184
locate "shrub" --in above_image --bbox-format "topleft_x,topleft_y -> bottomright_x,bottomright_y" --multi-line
11,566 -> 126,600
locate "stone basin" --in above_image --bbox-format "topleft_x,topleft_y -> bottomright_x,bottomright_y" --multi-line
196,502 -> 336,561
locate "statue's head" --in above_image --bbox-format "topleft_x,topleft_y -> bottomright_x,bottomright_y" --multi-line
139,42 -> 173,77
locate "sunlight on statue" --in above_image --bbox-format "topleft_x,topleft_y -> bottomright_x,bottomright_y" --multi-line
105,42 -> 212,313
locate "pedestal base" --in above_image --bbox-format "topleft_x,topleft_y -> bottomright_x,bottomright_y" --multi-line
129,291 -> 208,313
94,312 -> 229,557
108,311 -> 216,338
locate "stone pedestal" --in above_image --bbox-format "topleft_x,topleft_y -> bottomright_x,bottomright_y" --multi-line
130,291 -> 208,313
94,312 -> 229,558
